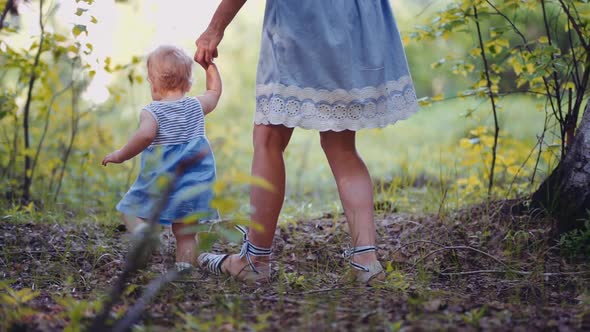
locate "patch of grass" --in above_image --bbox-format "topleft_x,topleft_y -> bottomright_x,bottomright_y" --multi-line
559,220 -> 590,261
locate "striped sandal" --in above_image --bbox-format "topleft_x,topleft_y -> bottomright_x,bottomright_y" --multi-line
342,246 -> 385,284
197,225 -> 272,283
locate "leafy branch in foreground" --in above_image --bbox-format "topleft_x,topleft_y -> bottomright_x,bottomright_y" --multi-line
89,150 -> 266,331
89,151 -> 208,331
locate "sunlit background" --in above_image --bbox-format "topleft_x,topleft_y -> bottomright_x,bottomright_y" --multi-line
2,0 -> 555,221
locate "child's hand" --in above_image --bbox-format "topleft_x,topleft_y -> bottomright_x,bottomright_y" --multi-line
102,150 -> 123,166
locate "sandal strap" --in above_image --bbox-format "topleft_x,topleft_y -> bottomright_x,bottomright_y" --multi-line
199,253 -> 229,275
342,246 -> 377,272
236,225 -> 272,274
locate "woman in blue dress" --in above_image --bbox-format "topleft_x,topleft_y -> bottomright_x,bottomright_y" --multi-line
195,0 -> 419,284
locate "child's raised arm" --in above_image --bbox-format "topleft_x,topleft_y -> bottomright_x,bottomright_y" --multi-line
197,63 -> 222,115
102,111 -> 158,166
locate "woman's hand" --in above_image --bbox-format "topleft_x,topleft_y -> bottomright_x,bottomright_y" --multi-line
102,150 -> 123,166
195,27 -> 223,68
194,0 -> 247,68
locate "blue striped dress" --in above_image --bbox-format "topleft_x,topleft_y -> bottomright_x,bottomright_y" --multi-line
116,97 -> 219,225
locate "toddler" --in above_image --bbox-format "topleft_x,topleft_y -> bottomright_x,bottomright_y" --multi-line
102,45 -> 222,271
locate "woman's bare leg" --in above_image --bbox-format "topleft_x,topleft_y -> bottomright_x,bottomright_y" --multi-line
223,124 -> 294,275
319,130 -> 378,266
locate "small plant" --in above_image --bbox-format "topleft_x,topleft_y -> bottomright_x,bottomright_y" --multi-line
0,282 -> 39,330
177,312 -> 270,331
559,220 -> 590,260
56,295 -> 103,332
282,271 -> 307,289
379,262 -> 411,293
461,306 -> 487,328
388,320 -> 404,332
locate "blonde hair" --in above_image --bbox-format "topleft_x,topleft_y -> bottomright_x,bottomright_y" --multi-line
147,45 -> 193,92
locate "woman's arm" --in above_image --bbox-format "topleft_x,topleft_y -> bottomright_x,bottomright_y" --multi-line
194,0 -> 247,67
197,63 -> 222,115
102,111 -> 157,166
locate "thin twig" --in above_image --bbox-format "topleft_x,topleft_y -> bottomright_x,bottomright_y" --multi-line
2,249 -> 91,255
473,5 -> 500,197
439,269 -> 590,277
256,295 -> 355,313
0,0 -> 14,30
557,0 -> 589,52
390,240 -> 447,256
89,150 -> 207,331
21,0 -> 45,202
30,81 -> 73,182
112,269 -> 187,332
294,287 -> 362,296
414,245 -> 510,269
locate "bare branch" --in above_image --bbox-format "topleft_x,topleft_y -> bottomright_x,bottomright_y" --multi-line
473,5 -> 500,197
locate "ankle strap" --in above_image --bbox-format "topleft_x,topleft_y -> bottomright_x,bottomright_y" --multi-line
342,246 -> 377,272
236,225 -> 272,274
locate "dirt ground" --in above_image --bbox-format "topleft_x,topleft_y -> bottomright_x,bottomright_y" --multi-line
1,202 -> 589,331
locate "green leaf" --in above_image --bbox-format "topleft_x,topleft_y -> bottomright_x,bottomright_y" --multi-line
197,232 -> 220,252
90,16 -> 98,24
72,25 -> 87,37
54,34 -> 67,42
75,8 -> 88,16
218,226 -> 242,244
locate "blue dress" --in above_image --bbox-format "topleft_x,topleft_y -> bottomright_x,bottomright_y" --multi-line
255,0 -> 419,131
116,97 -> 219,225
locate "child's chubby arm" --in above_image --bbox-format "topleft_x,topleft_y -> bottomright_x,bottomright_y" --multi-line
196,63 -> 222,115
102,111 -> 157,166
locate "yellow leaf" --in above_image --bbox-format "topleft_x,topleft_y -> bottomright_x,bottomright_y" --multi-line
507,165 -> 520,176
526,63 -> 535,74
467,175 -> 482,187
402,35 -> 410,46
212,180 -> 226,195
0,294 -> 18,306
231,172 -> 274,191
564,82 -> 576,90
470,126 -> 488,136
512,61 -> 523,76
210,197 -> 238,214
459,138 -> 472,149
17,289 -> 39,303
481,135 -> 495,148
432,94 -> 444,102
417,98 -> 431,107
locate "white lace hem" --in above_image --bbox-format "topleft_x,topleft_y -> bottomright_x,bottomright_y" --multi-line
254,76 -> 419,132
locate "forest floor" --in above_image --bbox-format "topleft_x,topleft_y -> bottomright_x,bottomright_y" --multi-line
1,200 -> 589,331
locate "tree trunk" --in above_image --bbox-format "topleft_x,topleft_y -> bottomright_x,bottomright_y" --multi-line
532,100 -> 590,234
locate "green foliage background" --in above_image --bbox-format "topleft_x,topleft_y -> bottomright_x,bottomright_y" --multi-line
1,0 -> 588,220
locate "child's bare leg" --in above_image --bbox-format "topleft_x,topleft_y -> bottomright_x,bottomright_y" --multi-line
122,215 -> 146,232
172,222 -> 197,265
319,130 -> 378,266
223,124 -> 294,275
